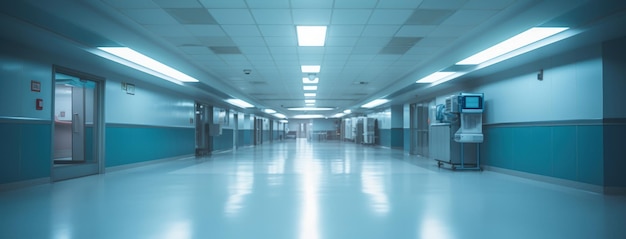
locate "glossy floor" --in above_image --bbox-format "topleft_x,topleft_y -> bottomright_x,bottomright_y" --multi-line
1,140 -> 625,239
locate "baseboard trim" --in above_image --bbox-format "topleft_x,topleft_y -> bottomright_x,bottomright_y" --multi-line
483,165 -> 613,194
0,177 -> 50,192
106,154 -> 195,173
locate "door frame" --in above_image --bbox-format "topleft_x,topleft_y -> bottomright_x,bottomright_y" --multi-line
51,65 -> 105,181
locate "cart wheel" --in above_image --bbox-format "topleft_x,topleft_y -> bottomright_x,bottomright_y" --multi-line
451,166 -> 456,170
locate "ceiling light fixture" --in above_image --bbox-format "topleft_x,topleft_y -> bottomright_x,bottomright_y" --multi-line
225,99 -> 254,108
274,113 -> 286,119
296,26 -> 327,46
293,114 -> 325,119
305,103 -> 315,107
301,65 -> 321,73
264,109 -> 277,114
98,47 -> 199,83
287,107 -> 334,111
416,71 -> 456,83
332,113 -> 346,118
304,93 -> 316,97
303,85 -> 318,91
457,27 -> 568,65
305,99 -> 316,104
361,99 -> 389,108
302,77 -> 319,84
343,109 -> 352,114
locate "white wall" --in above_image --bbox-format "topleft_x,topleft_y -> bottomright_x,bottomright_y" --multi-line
434,44 -> 603,124
105,79 -> 195,128
0,55 -> 53,120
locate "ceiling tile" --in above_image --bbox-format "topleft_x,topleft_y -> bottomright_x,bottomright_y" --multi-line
269,47 -> 298,55
463,0 -> 516,10
102,0 -> 158,8
184,25 -> 226,37
198,0 -> 247,8
264,36 -> 297,46
442,10 -> 498,26
178,46 -> 214,54
163,36 -> 202,46
419,0 -> 466,9
298,46 -> 325,55
331,9 -> 372,24
272,54 -> 299,61
251,9 -> 293,24
361,25 -> 400,37
415,37 -> 457,47
121,9 -> 178,25
231,37 -> 267,46
196,36 -> 237,46
246,0 -> 291,8
327,25 -> 365,37
143,25 -> 191,37
210,46 -> 243,54
290,0 -> 334,8
299,55 -> 324,64
405,9 -> 455,25
334,0 -> 378,8
429,25 -> 472,37
188,54 -> 222,61
246,54 -> 275,62
395,25 -> 436,37
375,0 -> 423,9
291,9 -> 332,25
239,46 -> 271,54
325,47 -> 353,54
368,10 -> 414,24
153,0 -> 203,8
326,37 -> 359,47
355,37 -> 390,47
323,54 -> 350,61
209,9 -> 255,24
164,8 -> 218,24
222,25 -> 262,36
352,46 -> 382,54
258,25 -> 296,37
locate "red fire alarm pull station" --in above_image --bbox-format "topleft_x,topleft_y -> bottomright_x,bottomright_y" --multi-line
36,99 -> 43,110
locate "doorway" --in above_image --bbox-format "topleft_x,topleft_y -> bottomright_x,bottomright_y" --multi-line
410,102 -> 431,156
195,102 -> 212,156
52,67 -> 103,181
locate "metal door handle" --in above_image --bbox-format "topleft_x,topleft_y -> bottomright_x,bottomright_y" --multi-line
73,114 -> 80,133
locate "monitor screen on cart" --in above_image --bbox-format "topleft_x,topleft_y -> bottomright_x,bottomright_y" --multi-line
463,96 -> 481,109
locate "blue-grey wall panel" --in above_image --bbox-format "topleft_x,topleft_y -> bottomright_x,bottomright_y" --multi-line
213,129 -> 234,151
241,129 -> 253,146
484,125 -> 604,186
378,129 -> 391,147
576,126 -> 604,185
403,129 -> 410,153
390,128 -> 403,149
604,124 -> 626,187
105,126 -> 194,167
0,122 -> 51,184
0,123 -> 21,183
19,124 -> 52,180
552,126 -> 578,181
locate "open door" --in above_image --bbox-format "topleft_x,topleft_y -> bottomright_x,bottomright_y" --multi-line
52,67 -> 103,181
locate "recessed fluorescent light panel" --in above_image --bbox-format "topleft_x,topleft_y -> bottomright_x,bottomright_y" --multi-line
287,107 -> 334,111
302,77 -> 319,84
274,113 -> 286,119
293,114 -> 325,119
301,65 -> 321,73
98,47 -> 199,83
304,93 -> 316,97
416,72 -> 456,83
296,26 -> 327,46
343,109 -> 352,114
457,27 -> 568,65
303,85 -> 318,91
361,99 -> 389,108
332,113 -> 346,118
264,109 -> 277,114
306,103 -> 315,107
225,99 -> 254,108
305,99 -> 316,104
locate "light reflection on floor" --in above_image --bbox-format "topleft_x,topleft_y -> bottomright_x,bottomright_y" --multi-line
1,139 -> 626,239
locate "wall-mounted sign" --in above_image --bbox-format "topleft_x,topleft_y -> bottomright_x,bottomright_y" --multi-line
121,82 -> 135,95
31,80 -> 41,92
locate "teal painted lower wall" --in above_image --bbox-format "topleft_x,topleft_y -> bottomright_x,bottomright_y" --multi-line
390,128 -> 403,149
482,125 -> 604,186
0,121 -> 52,184
213,128 -> 234,151
240,129 -> 253,146
378,129 -> 391,147
603,124 -> 626,187
404,129 -> 411,153
105,125 -> 194,167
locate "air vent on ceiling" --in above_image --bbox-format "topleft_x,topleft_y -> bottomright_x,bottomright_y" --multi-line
249,81 -> 267,85
405,9 -> 456,25
209,46 -> 242,54
164,8 -> 218,24
379,37 -> 422,55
